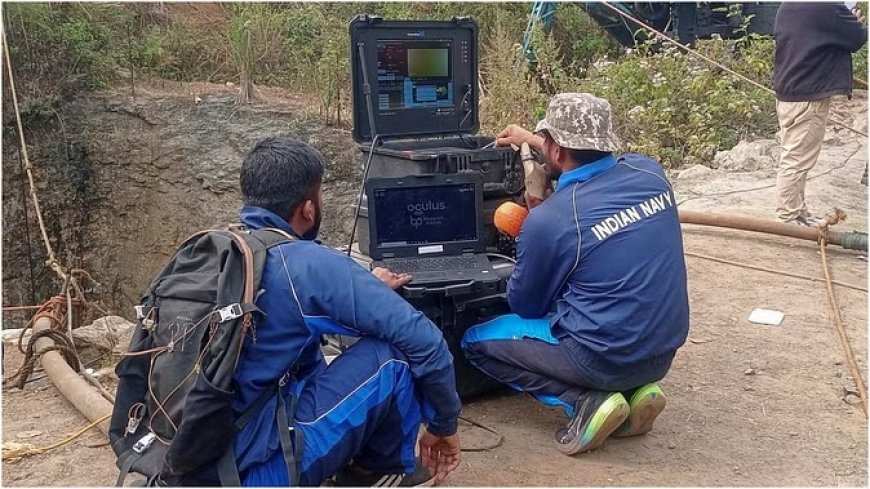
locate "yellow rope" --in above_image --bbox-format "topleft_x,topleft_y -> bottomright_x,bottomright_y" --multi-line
819,238 -> 868,417
1,26 -> 68,281
2,413 -> 111,461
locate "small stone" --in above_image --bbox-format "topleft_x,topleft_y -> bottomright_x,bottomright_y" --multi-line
835,372 -> 843,378
789,431 -> 799,437
668,442 -> 677,449
834,360 -> 844,366
16,430 -> 43,439
744,368 -> 757,376
743,386 -> 755,392
844,393 -> 861,406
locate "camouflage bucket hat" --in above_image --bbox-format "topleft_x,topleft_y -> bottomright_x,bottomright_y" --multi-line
534,93 -> 621,152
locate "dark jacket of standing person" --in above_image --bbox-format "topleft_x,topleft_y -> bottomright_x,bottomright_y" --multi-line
773,2 -> 868,102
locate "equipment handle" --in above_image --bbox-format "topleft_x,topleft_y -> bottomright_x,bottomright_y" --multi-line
401,280 -> 476,298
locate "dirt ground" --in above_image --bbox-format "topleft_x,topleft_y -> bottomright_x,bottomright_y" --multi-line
2,93 -> 867,486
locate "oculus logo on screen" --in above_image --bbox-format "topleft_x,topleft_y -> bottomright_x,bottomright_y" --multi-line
407,201 -> 446,228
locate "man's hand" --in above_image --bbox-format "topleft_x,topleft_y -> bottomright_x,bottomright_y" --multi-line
418,430 -> 461,484
523,191 -> 545,210
853,6 -> 865,23
371,267 -> 412,289
496,124 -> 544,152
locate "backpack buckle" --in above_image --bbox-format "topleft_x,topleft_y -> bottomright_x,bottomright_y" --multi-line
133,433 -> 157,454
134,305 -> 146,320
217,303 -> 244,323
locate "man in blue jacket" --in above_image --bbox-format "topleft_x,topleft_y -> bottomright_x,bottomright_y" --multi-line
462,93 -> 689,456
232,137 -> 461,486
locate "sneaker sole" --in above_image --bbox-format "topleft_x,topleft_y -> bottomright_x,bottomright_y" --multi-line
614,384 -> 666,438
371,475 -> 435,488
555,394 -> 629,456
404,478 -> 435,488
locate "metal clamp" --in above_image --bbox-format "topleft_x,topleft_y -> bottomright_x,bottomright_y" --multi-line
217,303 -> 243,323
126,417 -> 141,436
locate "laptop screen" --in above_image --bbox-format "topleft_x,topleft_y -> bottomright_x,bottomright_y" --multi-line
373,182 -> 477,249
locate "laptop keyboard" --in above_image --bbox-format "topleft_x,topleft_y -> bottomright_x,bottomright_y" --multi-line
387,255 -> 478,273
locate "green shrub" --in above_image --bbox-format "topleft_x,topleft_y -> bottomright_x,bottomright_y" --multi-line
478,15 -> 548,134
575,37 -> 776,168
3,3 -> 124,107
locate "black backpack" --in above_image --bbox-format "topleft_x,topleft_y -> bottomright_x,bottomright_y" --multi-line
110,226 -> 299,486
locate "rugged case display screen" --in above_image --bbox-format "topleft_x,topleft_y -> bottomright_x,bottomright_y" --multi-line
350,16 -> 479,142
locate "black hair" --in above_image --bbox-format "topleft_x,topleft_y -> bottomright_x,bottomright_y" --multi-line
240,137 -> 325,218
565,148 -> 612,166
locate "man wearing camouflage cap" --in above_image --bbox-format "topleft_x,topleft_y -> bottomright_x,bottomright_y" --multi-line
462,93 -> 689,456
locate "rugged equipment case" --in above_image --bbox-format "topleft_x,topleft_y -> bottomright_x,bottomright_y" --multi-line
346,16 -> 518,399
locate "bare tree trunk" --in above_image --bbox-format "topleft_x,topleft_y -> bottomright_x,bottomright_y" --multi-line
237,30 -> 260,105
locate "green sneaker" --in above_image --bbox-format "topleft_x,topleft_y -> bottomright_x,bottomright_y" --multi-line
613,383 -> 666,437
554,391 -> 629,455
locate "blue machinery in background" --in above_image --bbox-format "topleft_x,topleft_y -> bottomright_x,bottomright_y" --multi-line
521,1 -> 557,62
521,2 -> 780,62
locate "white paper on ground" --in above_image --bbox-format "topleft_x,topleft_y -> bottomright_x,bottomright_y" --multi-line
748,308 -> 784,326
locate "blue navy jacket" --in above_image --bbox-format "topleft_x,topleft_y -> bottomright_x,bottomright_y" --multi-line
231,206 -> 461,474
508,154 -> 690,371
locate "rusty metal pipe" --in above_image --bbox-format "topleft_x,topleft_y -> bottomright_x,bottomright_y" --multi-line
31,316 -> 113,436
679,210 -> 867,251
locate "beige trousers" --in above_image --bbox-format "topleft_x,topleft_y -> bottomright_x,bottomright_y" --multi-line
775,98 -> 831,221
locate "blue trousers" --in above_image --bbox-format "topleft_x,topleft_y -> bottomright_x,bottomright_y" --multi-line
462,314 -> 672,416
243,338 -> 424,486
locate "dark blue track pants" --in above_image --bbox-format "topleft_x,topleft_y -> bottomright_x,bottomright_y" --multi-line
462,314 -> 671,417
243,338 -> 424,486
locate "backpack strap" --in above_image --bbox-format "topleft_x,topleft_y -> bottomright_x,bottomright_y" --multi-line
215,381 -> 281,487
215,377 -> 301,487
226,231 -> 257,312
218,227 -> 300,486
213,387 -> 270,486
275,383 -> 302,486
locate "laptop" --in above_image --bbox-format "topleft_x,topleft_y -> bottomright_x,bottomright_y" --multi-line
365,173 -> 498,287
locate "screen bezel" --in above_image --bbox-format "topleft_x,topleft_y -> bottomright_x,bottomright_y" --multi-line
350,17 -> 479,142
365,173 -> 486,260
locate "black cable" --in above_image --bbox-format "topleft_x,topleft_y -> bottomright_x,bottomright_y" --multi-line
458,415 -> 504,452
346,135 -> 381,257
457,88 -> 476,149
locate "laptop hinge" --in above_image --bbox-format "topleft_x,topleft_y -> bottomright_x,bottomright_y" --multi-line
462,248 -> 476,254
